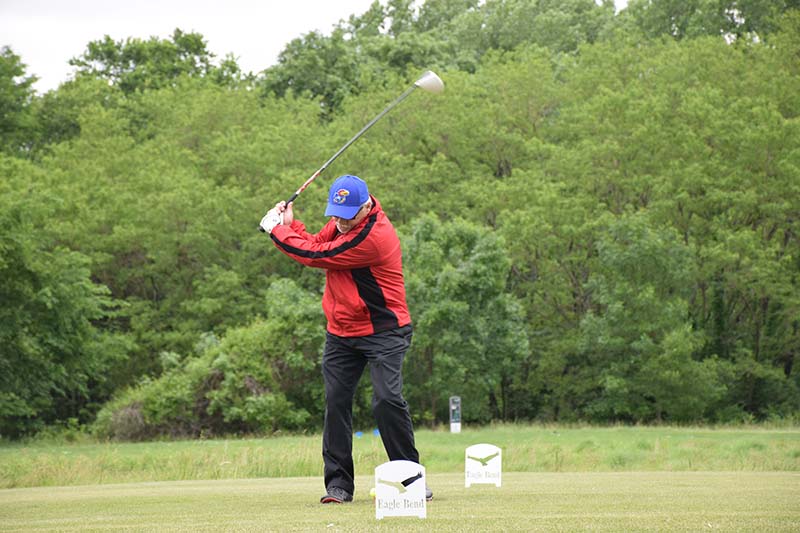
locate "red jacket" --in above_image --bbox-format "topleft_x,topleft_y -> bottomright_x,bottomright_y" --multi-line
270,196 -> 411,337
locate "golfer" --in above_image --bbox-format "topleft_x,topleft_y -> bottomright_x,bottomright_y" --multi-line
260,175 -> 431,504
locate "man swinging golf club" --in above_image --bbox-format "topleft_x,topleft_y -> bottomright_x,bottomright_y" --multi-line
261,175 -> 432,504
259,71 -> 442,504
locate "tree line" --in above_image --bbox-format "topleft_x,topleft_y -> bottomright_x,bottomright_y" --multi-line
1,0 -> 799,439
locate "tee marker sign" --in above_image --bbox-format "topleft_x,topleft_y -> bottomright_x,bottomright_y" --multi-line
465,443 -> 502,487
374,460 -> 427,519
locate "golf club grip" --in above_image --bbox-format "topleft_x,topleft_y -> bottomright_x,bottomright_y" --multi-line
258,192 -> 299,232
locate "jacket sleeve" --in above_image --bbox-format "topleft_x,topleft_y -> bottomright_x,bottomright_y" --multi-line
283,219 -> 327,242
270,215 -> 381,270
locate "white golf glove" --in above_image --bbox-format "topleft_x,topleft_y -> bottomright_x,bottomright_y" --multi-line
259,208 -> 283,233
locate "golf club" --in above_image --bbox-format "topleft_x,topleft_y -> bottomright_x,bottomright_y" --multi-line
259,70 -> 444,232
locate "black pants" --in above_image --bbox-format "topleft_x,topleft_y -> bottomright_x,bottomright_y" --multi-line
321,324 -> 419,494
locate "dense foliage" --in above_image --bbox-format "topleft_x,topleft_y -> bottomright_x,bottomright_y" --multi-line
1,1 -> 799,439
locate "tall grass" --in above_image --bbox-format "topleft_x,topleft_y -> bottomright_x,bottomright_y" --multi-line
1,424 -> 798,489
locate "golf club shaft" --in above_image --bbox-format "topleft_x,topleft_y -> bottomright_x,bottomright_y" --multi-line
285,84 -> 418,206
259,70 -> 442,232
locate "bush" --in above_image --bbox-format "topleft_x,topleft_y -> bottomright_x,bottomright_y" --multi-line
91,280 -> 325,440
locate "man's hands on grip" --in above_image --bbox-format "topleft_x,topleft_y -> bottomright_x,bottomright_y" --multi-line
259,201 -> 293,233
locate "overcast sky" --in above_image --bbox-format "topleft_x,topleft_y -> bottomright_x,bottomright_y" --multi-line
1,0 -> 628,94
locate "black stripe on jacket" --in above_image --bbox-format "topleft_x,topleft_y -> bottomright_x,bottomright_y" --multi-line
270,214 -> 377,258
351,267 -> 399,331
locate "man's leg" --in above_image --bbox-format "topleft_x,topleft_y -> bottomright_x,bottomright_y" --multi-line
322,332 -> 366,496
361,325 -> 420,463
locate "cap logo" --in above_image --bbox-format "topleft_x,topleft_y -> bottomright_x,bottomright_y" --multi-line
333,188 -> 350,204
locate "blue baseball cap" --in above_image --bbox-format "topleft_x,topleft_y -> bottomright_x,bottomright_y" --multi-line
324,175 -> 369,219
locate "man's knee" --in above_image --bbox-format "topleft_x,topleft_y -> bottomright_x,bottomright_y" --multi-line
372,390 -> 407,414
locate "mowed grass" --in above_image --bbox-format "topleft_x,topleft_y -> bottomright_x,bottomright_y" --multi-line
1,425 -> 798,489
1,426 -> 799,531
1,472 -> 798,531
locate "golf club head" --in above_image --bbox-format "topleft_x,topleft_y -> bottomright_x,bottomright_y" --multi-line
414,70 -> 444,94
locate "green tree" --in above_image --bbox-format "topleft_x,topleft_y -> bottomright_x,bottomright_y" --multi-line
0,46 -> 37,155
259,28 -> 364,119
69,29 -> 231,94
403,215 -> 529,425
29,76 -> 118,153
415,0 -> 482,32
497,181 -> 610,421
576,215 -> 725,422
260,0 -> 617,118
92,280 -> 324,439
0,200 -> 124,437
442,0 -> 615,59
5,1 -> 800,437
514,31 -> 800,420
624,0 -> 800,40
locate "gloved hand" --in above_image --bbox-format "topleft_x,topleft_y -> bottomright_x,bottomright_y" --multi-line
259,208 -> 283,233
